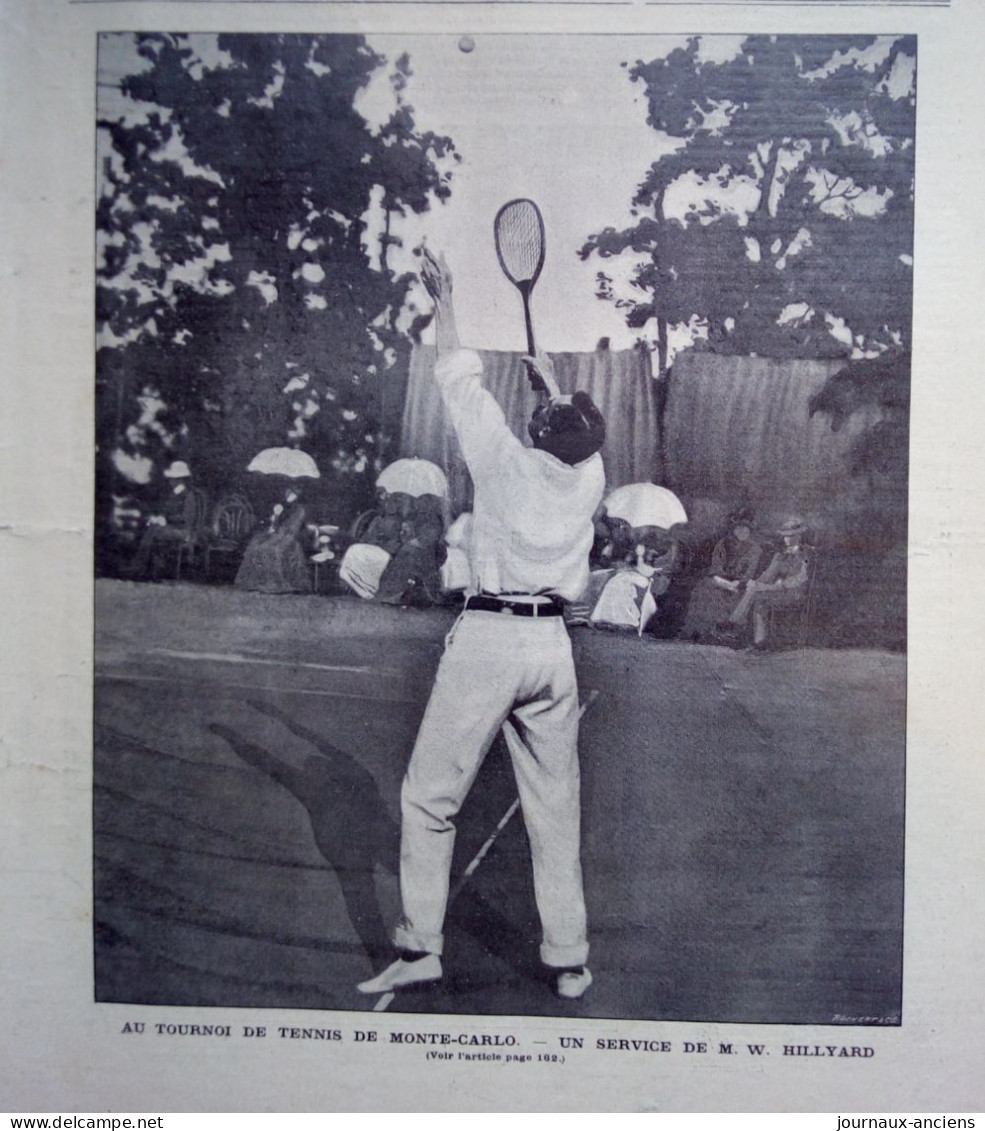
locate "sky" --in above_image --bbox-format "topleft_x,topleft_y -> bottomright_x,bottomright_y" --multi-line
357,34 -> 699,352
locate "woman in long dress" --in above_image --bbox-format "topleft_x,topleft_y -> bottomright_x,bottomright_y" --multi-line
235,485 -> 312,594
338,490 -> 412,599
376,494 -> 446,606
682,513 -> 763,642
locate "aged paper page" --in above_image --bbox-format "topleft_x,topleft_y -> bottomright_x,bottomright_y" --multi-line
2,0 -> 984,1114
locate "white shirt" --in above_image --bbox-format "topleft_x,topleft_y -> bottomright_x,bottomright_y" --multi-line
434,349 -> 605,601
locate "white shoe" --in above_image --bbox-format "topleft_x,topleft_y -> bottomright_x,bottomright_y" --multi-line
557,967 -> 593,1000
356,953 -> 442,994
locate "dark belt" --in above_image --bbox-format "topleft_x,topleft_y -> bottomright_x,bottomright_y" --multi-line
465,594 -> 565,618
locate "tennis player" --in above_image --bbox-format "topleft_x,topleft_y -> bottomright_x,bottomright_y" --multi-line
357,250 -> 605,1001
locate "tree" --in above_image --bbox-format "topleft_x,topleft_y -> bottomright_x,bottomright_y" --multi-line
808,348 -> 910,552
580,35 -> 915,374
96,33 -> 457,540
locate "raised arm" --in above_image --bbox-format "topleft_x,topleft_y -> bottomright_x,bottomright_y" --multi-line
420,248 -> 460,360
422,246 -> 556,409
419,247 -> 523,474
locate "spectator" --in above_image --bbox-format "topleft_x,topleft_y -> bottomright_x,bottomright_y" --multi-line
589,527 -> 678,635
728,515 -> 809,649
235,484 -> 312,594
338,490 -> 413,599
681,510 -> 764,642
567,515 -> 633,625
122,460 -> 196,579
376,496 -> 446,607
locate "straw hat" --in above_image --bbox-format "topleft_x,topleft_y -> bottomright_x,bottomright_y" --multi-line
777,515 -> 807,536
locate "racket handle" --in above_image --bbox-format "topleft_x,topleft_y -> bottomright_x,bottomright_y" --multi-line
521,285 -> 536,356
519,284 -> 546,393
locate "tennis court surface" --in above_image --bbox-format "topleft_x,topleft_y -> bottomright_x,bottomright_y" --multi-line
94,580 -> 905,1025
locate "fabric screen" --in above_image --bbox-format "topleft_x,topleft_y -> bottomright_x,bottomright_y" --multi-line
399,344 -> 661,517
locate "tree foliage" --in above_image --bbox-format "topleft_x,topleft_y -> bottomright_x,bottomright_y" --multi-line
96,33 -> 457,528
581,35 -> 916,369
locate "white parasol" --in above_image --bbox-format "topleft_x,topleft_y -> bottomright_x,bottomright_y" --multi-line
376,458 -> 448,499
246,447 -> 320,479
604,483 -> 687,530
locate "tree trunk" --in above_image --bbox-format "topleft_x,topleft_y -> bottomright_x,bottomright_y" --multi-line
653,185 -> 670,378
656,317 -> 669,379
381,206 -> 391,273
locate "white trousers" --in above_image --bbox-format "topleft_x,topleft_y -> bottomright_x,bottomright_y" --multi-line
394,610 -> 589,968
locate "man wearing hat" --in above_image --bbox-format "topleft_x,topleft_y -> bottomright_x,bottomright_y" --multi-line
123,460 -> 197,579
729,515 -> 809,648
357,250 -> 605,1002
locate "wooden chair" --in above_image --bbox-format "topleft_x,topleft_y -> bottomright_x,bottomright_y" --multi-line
349,508 -> 380,543
766,546 -> 818,649
204,493 -> 256,581
310,552 -> 338,595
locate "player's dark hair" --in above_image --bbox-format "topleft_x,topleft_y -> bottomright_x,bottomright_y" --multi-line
528,392 -> 606,466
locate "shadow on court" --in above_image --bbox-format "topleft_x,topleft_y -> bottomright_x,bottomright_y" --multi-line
208,702 -> 399,971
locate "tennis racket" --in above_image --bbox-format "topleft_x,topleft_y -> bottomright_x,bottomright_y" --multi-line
494,198 -> 546,389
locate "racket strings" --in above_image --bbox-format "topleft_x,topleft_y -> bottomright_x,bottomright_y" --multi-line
495,201 -> 544,285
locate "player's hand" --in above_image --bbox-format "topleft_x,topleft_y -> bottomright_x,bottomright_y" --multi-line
420,246 -> 453,303
521,353 -> 561,399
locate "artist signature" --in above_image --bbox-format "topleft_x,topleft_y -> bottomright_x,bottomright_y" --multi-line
831,1014 -> 900,1025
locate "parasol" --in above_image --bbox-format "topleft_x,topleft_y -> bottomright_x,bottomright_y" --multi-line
246,447 -> 320,479
604,483 -> 687,531
376,458 -> 448,499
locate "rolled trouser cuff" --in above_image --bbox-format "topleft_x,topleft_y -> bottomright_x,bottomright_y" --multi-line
540,940 -> 589,968
394,920 -> 444,958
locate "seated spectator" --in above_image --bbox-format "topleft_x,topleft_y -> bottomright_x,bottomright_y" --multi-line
588,527 -> 679,635
728,515 -> 809,649
122,460 -> 197,579
376,506 -> 445,607
340,492 -> 444,605
567,514 -> 638,625
235,484 -> 312,594
594,514 -> 635,568
338,490 -> 412,599
682,509 -> 764,642
361,490 -> 409,555
407,492 -> 444,551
